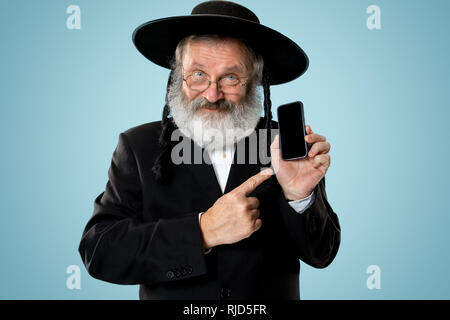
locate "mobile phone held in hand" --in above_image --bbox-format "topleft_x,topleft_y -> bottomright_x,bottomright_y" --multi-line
277,101 -> 309,161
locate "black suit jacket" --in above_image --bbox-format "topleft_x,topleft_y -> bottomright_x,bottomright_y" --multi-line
78,118 -> 341,300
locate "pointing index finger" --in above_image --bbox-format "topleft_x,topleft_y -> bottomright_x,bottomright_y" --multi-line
235,168 -> 273,196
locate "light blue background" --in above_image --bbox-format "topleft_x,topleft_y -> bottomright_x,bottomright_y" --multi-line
1,0 -> 449,299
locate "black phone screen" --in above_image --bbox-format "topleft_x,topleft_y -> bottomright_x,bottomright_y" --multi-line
277,101 -> 308,160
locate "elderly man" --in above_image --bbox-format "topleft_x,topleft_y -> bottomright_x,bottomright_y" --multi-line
79,1 -> 341,300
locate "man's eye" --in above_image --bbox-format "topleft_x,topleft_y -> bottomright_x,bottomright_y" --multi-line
192,71 -> 205,78
222,75 -> 240,85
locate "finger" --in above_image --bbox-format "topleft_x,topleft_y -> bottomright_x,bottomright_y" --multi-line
305,133 -> 326,144
308,141 -> 331,157
249,208 -> 260,219
270,134 -> 281,174
247,197 -> 260,209
235,168 -> 273,196
253,218 -> 262,231
305,125 -> 312,135
270,134 -> 280,150
313,154 -> 330,168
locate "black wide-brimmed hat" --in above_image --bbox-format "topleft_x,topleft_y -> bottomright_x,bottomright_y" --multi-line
132,0 -> 309,85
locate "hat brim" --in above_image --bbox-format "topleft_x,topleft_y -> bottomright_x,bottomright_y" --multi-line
132,15 -> 309,85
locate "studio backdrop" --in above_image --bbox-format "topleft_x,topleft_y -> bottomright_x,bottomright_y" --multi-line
0,0 -> 449,299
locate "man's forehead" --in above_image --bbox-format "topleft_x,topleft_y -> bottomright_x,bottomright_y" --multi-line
184,61 -> 248,74
182,39 -> 251,73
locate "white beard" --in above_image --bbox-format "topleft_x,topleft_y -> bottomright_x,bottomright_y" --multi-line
167,79 -> 262,152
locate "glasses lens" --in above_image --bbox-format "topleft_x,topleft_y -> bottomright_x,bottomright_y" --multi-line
220,76 -> 240,87
220,77 -> 242,94
186,76 -> 208,92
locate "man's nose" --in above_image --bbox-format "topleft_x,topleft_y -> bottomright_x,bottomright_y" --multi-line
203,82 -> 224,103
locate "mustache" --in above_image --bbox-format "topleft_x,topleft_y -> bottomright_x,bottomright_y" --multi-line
190,98 -> 236,112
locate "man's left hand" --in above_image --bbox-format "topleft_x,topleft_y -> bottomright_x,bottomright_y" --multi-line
270,125 -> 331,201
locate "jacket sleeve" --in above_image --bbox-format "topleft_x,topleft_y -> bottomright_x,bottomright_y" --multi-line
78,133 -> 208,285
278,177 -> 341,268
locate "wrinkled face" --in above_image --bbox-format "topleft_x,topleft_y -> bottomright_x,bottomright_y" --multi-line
181,38 -> 251,115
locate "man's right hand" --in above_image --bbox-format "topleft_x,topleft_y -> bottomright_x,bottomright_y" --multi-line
199,168 -> 273,250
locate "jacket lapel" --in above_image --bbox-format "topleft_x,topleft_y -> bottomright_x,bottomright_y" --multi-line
224,136 -> 261,193
225,118 -> 275,193
183,139 -> 223,203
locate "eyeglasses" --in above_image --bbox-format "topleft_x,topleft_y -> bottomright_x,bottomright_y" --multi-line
183,70 -> 248,94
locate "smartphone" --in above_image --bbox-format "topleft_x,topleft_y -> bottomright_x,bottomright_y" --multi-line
277,101 -> 308,161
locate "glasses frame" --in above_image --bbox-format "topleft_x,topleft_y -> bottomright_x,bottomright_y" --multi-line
182,69 -> 249,93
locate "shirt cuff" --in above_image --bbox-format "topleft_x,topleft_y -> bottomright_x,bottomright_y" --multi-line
287,191 -> 315,214
198,212 -> 212,254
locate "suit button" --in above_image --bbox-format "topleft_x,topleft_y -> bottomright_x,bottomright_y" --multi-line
166,271 -> 174,279
220,288 -> 231,299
